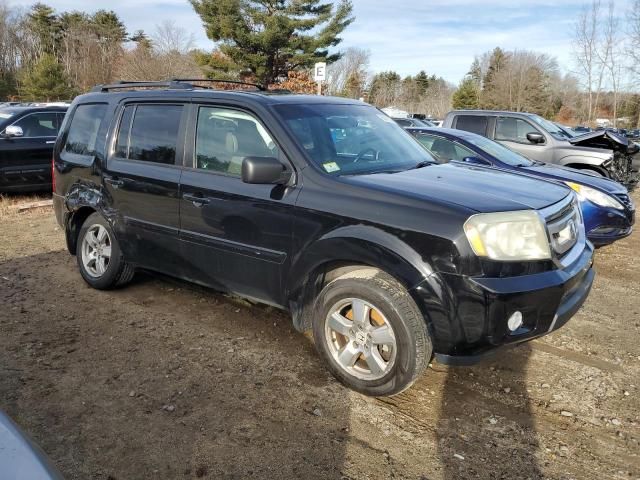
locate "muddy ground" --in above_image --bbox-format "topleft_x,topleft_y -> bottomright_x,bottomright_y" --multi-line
0,192 -> 638,480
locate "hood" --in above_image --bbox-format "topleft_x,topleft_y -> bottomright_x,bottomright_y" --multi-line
522,162 -> 627,194
569,130 -> 639,155
345,162 -> 571,213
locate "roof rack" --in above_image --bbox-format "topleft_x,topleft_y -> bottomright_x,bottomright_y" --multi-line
91,78 -> 266,93
171,78 -> 266,91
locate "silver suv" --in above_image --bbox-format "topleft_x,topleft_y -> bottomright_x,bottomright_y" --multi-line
443,110 -> 636,183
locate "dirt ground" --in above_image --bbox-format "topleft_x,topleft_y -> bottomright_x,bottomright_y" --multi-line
0,192 -> 638,480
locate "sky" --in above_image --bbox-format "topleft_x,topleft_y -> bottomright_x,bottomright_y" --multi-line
9,0 -> 634,83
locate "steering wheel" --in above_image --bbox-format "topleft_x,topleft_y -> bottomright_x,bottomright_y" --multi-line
353,148 -> 379,163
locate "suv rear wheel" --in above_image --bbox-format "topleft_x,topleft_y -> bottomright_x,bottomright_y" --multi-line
76,213 -> 134,289
312,268 -> 432,396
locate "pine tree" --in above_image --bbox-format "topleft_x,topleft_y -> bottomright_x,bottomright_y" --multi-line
20,54 -> 75,101
189,0 -> 354,87
452,77 -> 479,110
28,3 -> 60,55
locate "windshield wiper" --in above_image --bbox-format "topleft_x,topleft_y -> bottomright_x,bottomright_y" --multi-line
410,160 -> 435,170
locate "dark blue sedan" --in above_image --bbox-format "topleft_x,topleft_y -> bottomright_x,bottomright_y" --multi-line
407,127 -> 635,246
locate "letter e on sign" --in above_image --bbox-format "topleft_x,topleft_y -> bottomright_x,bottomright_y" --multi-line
314,62 -> 326,82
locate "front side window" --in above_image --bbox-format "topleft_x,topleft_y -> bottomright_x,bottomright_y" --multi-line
414,134 -> 475,163
114,104 -> 183,165
63,104 -> 107,156
12,112 -> 60,137
194,106 -> 278,177
495,117 -> 542,144
276,104 -> 435,176
462,132 -> 534,167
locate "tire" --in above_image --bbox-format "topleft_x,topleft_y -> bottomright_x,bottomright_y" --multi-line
312,267 -> 432,396
76,212 -> 135,290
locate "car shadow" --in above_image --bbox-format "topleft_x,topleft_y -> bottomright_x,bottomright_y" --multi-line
436,344 -> 544,479
0,251 -> 350,479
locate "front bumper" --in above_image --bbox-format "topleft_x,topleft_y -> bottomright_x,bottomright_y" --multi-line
583,196 -> 635,246
411,245 -> 594,365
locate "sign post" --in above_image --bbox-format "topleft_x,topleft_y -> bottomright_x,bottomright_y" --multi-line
314,62 -> 326,96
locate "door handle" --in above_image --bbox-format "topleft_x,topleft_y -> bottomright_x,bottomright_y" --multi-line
46,140 -> 56,144
105,177 -> 124,188
183,193 -> 210,206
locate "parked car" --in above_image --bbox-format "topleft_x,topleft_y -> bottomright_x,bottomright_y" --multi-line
53,80 -> 594,396
573,125 -> 592,134
627,129 -> 640,139
0,105 -> 67,192
392,117 -> 434,128
443,110 -> 638,185
406,127 -> 635,246
0,410 -> 64,479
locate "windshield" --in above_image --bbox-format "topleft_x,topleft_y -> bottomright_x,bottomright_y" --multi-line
275,104 -> 436,175
527,114 -> 571,140
463,132 -> 535,167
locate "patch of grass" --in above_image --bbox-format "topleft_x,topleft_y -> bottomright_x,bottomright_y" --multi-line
0,193 -> 52,220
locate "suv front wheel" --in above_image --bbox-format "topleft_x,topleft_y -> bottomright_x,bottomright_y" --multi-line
76,213 -> 135,289
312,268 -> 432,396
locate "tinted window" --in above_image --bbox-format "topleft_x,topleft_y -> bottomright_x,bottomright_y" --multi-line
455,115 -> 488,135
276,104 -> 435,176
461,132 -> 534,166
115,104 -> 183,165
12,112 -> 60,137
495,117 -> 541,143
64,104 -> 107,156
414,134 -> 475,163
194,106 -> 278,176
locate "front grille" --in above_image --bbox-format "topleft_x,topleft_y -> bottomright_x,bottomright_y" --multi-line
545,198 -> 581,258
614,193 -> 635,211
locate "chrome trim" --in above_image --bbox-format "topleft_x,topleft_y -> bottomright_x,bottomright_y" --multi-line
538,193 -> 586,269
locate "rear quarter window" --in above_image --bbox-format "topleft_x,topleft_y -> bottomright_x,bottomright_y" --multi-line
454,115 -> 488,136
62,104 -> 108,158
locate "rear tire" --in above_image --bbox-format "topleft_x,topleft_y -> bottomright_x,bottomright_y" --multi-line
76,212 -> 134,290
312,268 -> 432,396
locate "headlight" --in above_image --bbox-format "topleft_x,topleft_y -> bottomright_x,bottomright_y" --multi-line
464,210 -> 550,261
564,182 -> 624,210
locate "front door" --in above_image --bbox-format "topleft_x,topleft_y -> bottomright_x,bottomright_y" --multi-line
104,102 -> 186,275
179,104 -> 299,306
0,111 -> 61,190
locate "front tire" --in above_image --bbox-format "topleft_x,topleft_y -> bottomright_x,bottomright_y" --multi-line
312,268 -> 432,396
76,212 -> 134,289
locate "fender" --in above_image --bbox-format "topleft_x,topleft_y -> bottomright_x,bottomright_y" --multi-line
60,181 -> 116,255
286,225 -> 452,335
556,153 -> 611,168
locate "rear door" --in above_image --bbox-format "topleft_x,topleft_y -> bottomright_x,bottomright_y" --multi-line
0,111 -> 61,190
104,102 -> 186,276
178,103 -> 299,306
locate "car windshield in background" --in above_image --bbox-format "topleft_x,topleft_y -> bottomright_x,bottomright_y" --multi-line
527,114 -> 570,140
463,133 -> 535,167
275,104 -> 435,175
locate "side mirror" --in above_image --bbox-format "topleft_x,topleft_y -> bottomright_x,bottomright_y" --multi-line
3,125 -> 23,138
462,156 -> 491,166
526,132 -> 544,144
241,156 -> 290,184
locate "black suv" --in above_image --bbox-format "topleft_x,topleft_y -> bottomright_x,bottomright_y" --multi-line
0,105 -> 67,192
53,81 -> 594,396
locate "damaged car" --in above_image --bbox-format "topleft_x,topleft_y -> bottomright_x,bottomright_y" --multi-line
443,110 -> 639,186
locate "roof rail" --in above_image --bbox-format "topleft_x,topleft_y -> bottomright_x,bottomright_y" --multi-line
170,78 -> 266,91
91,81 -> 193,92
91,79 -> 266,93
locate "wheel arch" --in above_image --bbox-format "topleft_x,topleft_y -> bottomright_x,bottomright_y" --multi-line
63,183 -> 111,255
286,226 -> 441,333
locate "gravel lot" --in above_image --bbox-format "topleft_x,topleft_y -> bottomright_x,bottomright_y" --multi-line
0,191 -> 638,480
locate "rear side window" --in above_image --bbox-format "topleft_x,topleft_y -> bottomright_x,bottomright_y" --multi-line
114,104 -> 183,165
64,104 -> 107,157
454,115 -> 488,136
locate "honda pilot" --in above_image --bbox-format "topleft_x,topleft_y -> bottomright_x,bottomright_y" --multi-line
53,80 -> 595,396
